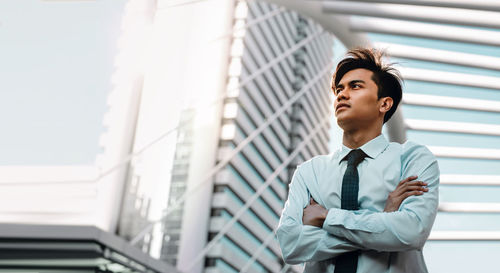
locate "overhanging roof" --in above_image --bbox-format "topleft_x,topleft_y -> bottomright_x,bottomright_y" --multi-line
0,224 -> 179,273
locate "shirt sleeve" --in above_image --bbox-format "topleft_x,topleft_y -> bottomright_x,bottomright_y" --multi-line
322,143 -> 440,252
276,163 -> 362,265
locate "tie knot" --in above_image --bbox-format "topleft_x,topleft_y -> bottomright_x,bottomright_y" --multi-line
346,149 -> 367,166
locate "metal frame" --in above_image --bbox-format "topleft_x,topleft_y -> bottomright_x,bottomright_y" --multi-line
375,42 -> 500,71
263,0 -> 371,48
350,17 -> 500,46
439,202 -> 500,213
440,174 -> 500,186
399,67 -> 500,90
428,146 -> 500,160
329,0 -> 500,12
429,231 -> 500,241
323,1 -> 500,29
405,119 -> 500,136
403,93 -> 500,113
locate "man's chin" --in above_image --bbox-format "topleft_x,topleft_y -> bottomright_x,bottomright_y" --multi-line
336,117 -> 350,129
337,115 -> 360,128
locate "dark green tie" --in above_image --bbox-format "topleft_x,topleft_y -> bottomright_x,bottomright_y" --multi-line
334,149 -> 367,273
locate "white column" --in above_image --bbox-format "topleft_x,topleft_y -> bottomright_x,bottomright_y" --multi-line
151,2 -> 236,273
96,0 -> 157,232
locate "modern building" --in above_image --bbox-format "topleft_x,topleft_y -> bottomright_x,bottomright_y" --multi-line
160,108 -> 196,265
4,1 -> 496,273
151,1 -> 500,272
202,2 -> 333,272
153,1 -> 334,272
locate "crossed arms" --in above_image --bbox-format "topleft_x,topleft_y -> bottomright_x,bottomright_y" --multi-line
276,147 -> 439,264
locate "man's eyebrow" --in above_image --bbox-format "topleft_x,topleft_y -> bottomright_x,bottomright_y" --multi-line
335,79 -> 365,89
349,79 -> 365,85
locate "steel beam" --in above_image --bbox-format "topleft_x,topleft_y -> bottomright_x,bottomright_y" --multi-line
323,0 -> 500,12
403,93 -> 500,113
400,67 -> 500,90
439,202 -> 500,213
261,0 -> 371,48
375,42 -> 500,71
323,1 -> 500,29
440,174 -> 500,186
350,17 -> 500,47
405,119 -> 500,136
429,146 -> 500,160
429,231 -> 500,241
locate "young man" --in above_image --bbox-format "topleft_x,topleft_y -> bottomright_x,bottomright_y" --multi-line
276,48 -> 439,273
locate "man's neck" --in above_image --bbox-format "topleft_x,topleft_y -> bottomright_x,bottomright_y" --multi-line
342,128 -> 382,149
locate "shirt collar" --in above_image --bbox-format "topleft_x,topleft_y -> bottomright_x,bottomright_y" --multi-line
337,134 -> 389,164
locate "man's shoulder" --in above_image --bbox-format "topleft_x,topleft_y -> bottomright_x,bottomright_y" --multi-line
399,140 -> 436,160
395,140 -> 439,177
299,154 -> 336,168
296,154 -> 336,175
391,141 -> 440,185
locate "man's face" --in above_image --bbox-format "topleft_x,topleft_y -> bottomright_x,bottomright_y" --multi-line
333,68 -> 381,127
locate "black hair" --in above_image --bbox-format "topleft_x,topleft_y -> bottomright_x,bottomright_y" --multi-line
332,48 -> 403,123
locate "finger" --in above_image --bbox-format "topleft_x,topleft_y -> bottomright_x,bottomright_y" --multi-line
393,181 -> 410,195
395,179 -> 421,195
396,183 -> 426,197
400,180 -> 428,190
394,186 -> 428,195
393,178 -> 425,197
404,185 -> 429,192
403,190 -> 424,199
405,181 -> 428,188
398,175 -> 418,186
310,198 -> 317,205
392,186 -> 405,197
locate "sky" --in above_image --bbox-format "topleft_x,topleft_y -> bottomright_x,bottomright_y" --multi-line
0,0 -> 127,165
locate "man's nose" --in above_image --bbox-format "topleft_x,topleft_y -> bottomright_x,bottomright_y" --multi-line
337,90 -> 349,101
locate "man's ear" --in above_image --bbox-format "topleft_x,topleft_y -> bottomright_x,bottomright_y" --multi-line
379,97 -> 393,114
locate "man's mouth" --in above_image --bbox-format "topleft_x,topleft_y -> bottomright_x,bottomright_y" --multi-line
336,103 -> 350,111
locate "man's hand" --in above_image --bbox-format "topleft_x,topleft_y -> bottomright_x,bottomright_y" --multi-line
384,175 -> 428,212
303,198 -> 328,227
